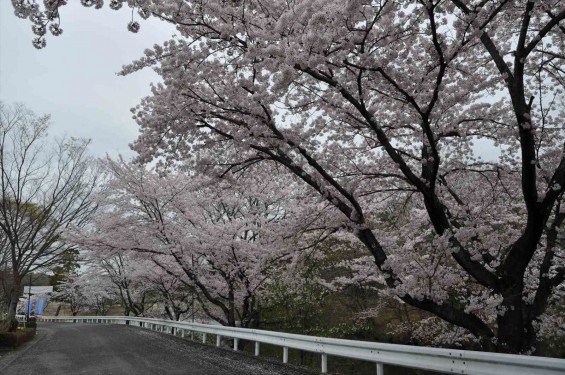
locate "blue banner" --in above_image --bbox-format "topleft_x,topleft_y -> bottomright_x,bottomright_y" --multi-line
35,298 -> 46,315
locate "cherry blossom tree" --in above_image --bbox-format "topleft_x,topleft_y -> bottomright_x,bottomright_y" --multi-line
53,268 -> 119,316
134,259 -> 194,321
52,273 -> 89,316
71,158 -> 327,327
79,271 -> 119,316
80,242 -> 195,320
87,251 -> 156,317
13,0 -> 565,353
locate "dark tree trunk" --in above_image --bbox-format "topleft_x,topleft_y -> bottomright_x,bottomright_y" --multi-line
497,290 -> 527,353
7,276 -> 22,327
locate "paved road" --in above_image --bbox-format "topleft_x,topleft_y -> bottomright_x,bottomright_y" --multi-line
0,323 -> 314,375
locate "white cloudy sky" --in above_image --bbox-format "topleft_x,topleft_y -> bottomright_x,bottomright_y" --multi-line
0,1 -> 175,158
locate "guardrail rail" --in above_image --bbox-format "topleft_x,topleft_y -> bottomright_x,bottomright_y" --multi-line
41,315 -> 565,375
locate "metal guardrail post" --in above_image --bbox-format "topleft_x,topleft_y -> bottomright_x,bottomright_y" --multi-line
283,347 -> 288,364
202,333 -> 207,343
233,338 -> 239,351
376,362 -> 384,375
321,353 -> 328,373
181,329 -> 185,338
255,342 -> 260,356
216,335 -> 221,347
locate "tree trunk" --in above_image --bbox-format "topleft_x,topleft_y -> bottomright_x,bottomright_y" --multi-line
164,305 -> 174,321
497,292 -> 527,353
7,294 -> 19,321
7,276 -> 22,326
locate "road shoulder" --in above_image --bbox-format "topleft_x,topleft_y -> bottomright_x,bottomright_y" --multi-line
0,326 -> 50,372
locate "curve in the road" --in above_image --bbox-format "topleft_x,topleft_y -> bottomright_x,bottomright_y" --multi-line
0,323 -> 315,375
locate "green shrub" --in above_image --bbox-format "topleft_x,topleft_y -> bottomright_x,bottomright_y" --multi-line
0,318 -> 19,333
0,320 -> 10,333
0,328 -> 36,349
25,317 -> 37,329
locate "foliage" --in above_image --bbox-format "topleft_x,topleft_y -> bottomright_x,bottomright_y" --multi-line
0,328 -> 36,349
50,248 -> 80,290
262,255 -> 331,334
0,318 -> 19,333
25,317 -> 36,329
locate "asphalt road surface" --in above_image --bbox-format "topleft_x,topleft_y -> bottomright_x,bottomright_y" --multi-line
0,323 -> 314,375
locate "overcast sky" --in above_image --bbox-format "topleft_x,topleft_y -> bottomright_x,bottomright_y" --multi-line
0,1 -> 175,158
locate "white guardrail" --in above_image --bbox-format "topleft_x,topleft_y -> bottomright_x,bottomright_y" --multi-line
41,315 -> 565,375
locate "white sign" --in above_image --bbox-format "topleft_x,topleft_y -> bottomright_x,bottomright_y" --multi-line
22,286 -> 53,296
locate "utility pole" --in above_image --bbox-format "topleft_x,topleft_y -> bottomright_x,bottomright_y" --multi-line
26,273 -> 32,321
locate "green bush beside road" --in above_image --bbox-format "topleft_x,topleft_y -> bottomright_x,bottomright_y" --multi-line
0,328 -> 36,349
25,317 -> 37,329
0,318 -> 19,333
0,319 -> 36,350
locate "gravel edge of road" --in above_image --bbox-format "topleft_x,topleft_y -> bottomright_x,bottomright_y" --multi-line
131,325 -> 320,375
